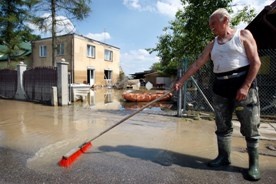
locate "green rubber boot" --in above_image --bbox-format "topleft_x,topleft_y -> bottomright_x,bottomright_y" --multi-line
207,136 -> 231,167
247,147 -> 261,181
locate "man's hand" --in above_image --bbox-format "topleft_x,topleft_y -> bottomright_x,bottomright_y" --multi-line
236,86 -> 249,101
174,81 -> 183,91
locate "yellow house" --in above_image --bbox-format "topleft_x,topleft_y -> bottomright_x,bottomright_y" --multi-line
32,34 -> 120,87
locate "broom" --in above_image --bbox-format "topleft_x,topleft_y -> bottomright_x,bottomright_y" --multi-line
58,89 -> 174,167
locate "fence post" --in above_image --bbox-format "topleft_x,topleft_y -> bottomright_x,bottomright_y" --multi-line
15,62 -> 27,100
57,59 -> 69,106
177,68 -> 183,117
182,58 -> 188,115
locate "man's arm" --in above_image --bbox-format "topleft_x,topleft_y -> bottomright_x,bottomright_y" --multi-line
236,29 -> 261,101
174,41 -> 214,91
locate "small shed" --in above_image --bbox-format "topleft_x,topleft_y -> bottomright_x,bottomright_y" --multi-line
144,72 -> 172,89
246,1 -> 276,114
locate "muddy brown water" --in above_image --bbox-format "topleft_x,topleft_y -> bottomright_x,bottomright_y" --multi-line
0,88 -> 275,176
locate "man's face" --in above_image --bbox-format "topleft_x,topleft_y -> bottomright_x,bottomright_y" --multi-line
209,15 -> 223,36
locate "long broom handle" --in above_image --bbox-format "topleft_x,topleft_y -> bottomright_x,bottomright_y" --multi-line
87,89 -> 174,143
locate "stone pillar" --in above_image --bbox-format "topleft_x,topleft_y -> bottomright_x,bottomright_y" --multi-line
57,60 -> 69,106
15,62 -> 27,100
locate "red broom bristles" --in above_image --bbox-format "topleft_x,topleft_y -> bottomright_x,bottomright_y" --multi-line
58,142 -> 92,167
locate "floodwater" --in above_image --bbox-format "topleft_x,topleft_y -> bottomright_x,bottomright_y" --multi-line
0,88 -> 275,179
0,88 -> 174,172
73,88 -> 174,111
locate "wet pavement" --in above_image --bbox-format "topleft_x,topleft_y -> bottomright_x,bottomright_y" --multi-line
0,89 -> 276,184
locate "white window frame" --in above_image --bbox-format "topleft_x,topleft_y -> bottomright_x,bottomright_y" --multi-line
57,43 -> 64,55
87,44 -> 95,58
39,45 -> 47,57
104,49 -> 113,61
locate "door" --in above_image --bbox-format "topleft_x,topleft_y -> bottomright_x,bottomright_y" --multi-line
87,68 -> 95,86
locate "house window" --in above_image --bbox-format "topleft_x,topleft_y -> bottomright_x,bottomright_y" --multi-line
104,70 -> 112,80
39,45 -> 47,57
104,49 -> 113,61
87,45 -> 95,58
57,43 -> 64,55
104,70 -> 112,87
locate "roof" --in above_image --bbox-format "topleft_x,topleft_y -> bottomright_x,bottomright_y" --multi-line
130,70 -> 169,79
246,1 -> 276,49
144,71 -> 159,76
130,70 -> 152,79
32,33 -> 120,50
0,42 -> 31,61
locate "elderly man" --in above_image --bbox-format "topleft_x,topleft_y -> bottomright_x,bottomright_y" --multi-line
174,8 -> 261,181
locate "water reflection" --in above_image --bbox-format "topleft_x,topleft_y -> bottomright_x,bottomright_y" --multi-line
76,88 -> 174,111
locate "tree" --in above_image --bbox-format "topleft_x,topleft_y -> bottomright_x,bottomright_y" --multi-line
32,0 -> 92,66
147,0 -> 256,75
0,0 -> 40,67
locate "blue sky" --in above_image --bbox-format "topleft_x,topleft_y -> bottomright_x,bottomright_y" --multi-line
33,0 -> 274,76
74,0 -> 177,76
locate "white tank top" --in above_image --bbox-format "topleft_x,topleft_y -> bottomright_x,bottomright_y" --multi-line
211,29 -> 249,73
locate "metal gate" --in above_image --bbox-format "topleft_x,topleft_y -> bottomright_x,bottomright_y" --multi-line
0,69 -> 17,98
23,67 -> 57,104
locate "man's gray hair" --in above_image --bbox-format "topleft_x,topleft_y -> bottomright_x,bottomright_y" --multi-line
210,8 -> 231,23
